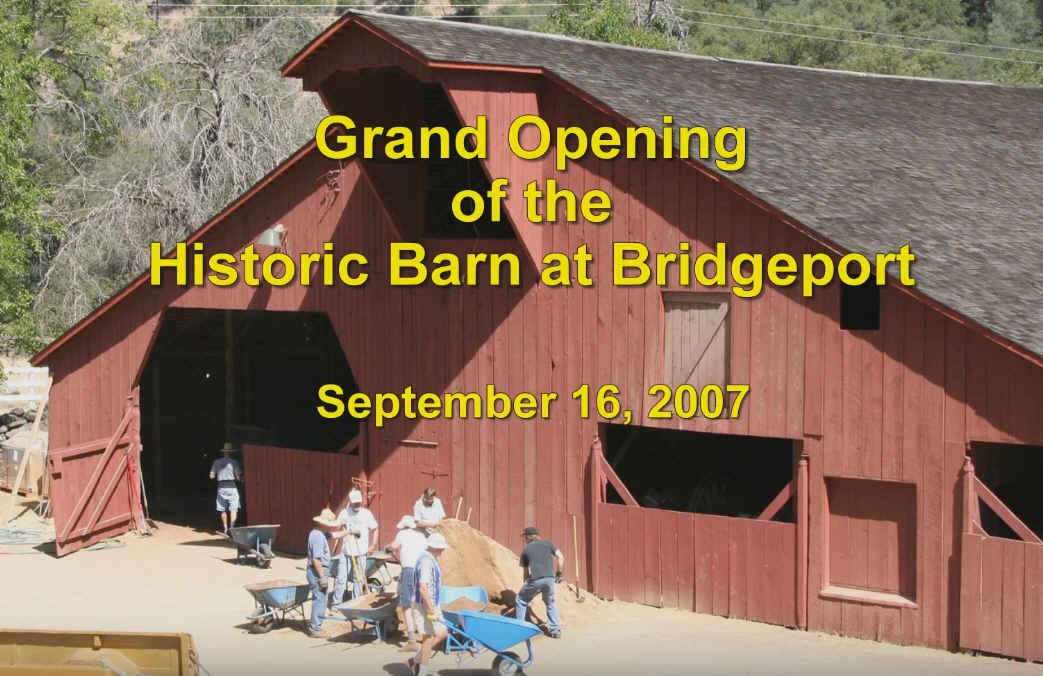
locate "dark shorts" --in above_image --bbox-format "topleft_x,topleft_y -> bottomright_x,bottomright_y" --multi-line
398,566 -> 416,607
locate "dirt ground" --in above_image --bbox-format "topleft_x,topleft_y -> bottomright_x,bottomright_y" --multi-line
1,493 -> 1040,676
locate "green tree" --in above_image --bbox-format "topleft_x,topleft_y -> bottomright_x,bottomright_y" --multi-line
541,0 -> 677,49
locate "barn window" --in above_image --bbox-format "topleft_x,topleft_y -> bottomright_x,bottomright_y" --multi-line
823,478 -> 917,607
663,292 -> 729,388
600,423 -> 795,521
841,282 -> 880,330
969,442 -> 1043,541
421,83 -> 514,239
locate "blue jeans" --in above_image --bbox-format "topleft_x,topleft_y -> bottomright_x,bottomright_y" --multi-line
515,577 -> 560,633
306,567 -> 325,633
332,553 -> 366,605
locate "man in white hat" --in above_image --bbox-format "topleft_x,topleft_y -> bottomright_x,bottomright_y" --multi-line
306,507 -> 346,638
391,515 -> 426,646
408,533 -> 450,676
332,488 -> 379,605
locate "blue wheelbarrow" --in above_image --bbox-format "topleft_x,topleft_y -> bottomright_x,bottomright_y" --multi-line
441,599 -> 542,675
244,579 -> 312,634
229,524 -> 279,568
334,592 -> 398,641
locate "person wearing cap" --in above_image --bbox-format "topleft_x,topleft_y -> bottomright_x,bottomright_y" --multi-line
408,533 -> 450,676
332,488 -> 379,605
208,442 -> 243,535
306,508 -> 346,638
515,526 -> 565,639
413,488 -> 446,535
391,515 -> 427,645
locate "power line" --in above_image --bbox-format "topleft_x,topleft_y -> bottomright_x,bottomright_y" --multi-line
679,7 -> 1043,57
163,12 -> 551,18
679,17 -> 1043,67
181,2 -> 562,7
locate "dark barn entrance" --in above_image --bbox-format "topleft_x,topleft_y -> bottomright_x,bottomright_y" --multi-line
138,308 -> 359,528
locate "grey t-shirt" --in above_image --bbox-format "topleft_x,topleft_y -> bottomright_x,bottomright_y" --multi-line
210,457 -> 242,488
520,539 -> 558,580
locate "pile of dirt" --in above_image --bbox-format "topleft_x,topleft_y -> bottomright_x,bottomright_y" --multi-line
436,519 -> 599,626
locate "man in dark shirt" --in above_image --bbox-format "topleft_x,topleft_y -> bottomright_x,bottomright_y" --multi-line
514,526 -> 565,638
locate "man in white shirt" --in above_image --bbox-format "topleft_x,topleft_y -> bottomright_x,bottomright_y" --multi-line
413,488 -> 445,535
332,488 -> 379,605
391,515 -> 428,646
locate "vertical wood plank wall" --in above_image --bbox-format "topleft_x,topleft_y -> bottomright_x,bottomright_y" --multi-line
960,533 -> 1043,661
242,444 -> 362,555
597,503 -> 797,628
40,54 -> 1043,655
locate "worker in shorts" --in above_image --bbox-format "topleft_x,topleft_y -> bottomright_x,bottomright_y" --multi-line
408,533 -> 450,676
208,442 -> 243,535
515,526 -> 565,638
391,515 -> 427,647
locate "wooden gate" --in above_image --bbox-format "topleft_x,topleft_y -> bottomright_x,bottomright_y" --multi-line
959,457 -> 1043,661
588,438 -> 809,629
49,390 -> 145,556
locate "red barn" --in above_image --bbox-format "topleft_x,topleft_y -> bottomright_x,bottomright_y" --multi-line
32,12 -> 1043,661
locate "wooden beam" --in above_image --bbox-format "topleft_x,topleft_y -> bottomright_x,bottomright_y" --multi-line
3,377 -> 51,524
340,434 -> 361,455
225,311 -> 235,441
757,480 -> 793,521
598,455 -> 638,507
609,426 -> 640,468
975,476 -> 1043,544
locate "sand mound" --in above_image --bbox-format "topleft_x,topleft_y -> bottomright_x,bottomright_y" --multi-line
436,519 -> 599,626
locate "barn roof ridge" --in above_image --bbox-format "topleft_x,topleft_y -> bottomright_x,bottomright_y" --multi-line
33,9 -> 1043,368
334,11 -> 1043,360
336,10 -> 1040,91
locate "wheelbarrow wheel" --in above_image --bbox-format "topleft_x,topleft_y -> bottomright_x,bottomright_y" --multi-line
492,651 -> 521,676
258,543 -> 274,568
249,617 -> 276,634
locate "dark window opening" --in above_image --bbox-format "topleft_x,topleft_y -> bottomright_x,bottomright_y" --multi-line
421,83 -> 514,238
601,423 -> 795,521
139,309 -> 360,525
970,442 -> 1043,541
841,282 -> 880,330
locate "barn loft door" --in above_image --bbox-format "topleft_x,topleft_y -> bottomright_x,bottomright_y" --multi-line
49,389 -> 146,556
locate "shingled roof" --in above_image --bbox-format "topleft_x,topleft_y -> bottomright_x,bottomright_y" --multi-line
294,12 -> 1043,358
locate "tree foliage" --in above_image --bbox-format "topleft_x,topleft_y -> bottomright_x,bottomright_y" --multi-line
30,8 -> 325,344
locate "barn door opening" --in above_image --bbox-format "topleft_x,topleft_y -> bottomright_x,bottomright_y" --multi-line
137,308 -> 360,530
959,446 -> 1043,661
590,425 -> 808,629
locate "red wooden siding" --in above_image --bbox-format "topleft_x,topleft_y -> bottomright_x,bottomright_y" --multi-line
826,478 -> 917,598
242,444 -> 362,556
36,31 -> 1043,655
960,533 -> 1043,661
595,503 -> 797,627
